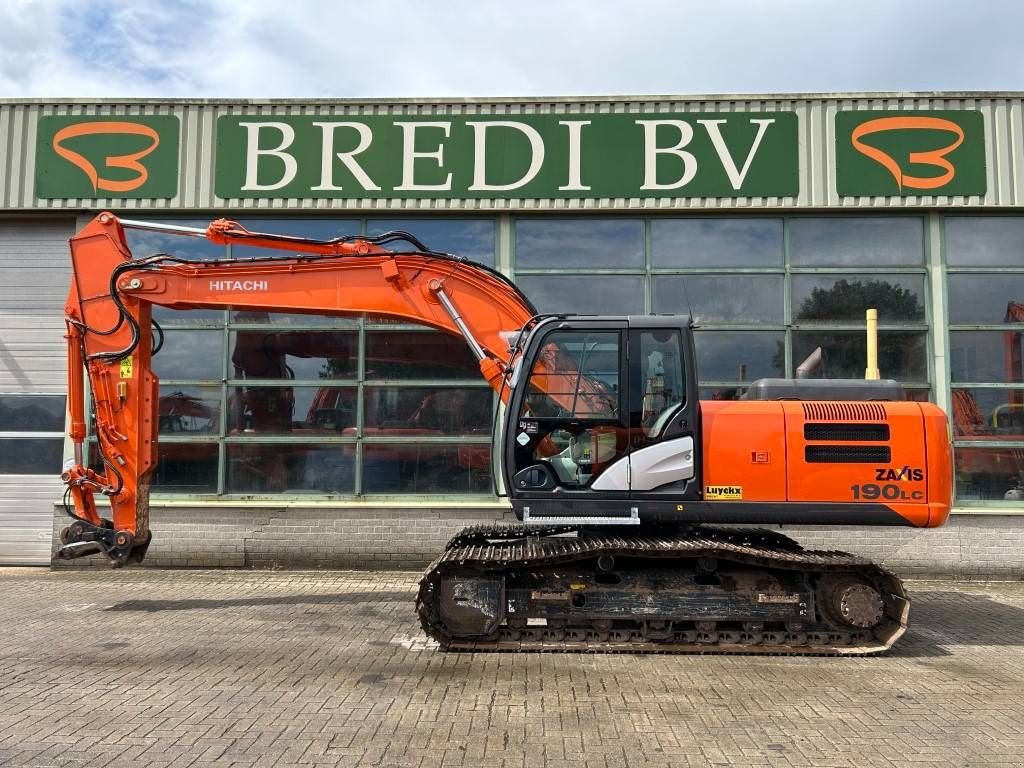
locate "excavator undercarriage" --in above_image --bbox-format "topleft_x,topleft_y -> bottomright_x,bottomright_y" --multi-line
417,524 -> 908,655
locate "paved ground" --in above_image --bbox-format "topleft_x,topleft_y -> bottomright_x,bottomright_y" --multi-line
1,570 -> 1024,768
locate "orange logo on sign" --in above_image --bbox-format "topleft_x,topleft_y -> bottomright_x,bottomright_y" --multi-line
51,121 -> 160,193
851,116 -> 965,191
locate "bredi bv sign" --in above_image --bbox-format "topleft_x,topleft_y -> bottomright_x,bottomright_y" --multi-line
213,113 -> 799,199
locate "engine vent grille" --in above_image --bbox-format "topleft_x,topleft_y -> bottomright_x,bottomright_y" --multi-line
802,402 -> 887,421
805,445 -> 891,463
804,423 -> 891,442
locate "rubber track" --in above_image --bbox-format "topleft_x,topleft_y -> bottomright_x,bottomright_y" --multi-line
417,524 -> 909,656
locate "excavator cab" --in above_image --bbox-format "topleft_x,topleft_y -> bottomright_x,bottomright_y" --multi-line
504,317 -> 701,524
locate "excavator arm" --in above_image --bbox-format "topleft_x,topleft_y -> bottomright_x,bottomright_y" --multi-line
60,212 -> 538,565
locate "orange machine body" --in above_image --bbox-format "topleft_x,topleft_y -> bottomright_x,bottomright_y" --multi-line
701,399 -> 953,527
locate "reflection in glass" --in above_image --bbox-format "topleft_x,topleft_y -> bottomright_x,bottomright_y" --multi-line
948,275 -> 1024,324
789,218 -> 923,266
365,331 -> 480,379
792,275 -> 925,322
653,275 -> 783,323
364,387 -> 491,435
0,395 -> 65,432
124,222 -> 226,261
952,388 -> 1024,438
700,387 -> 747,401
955,446 -> 1024,501
231,219 -> 360,258
151,442 -> 218,493
515,219 -> 644,268
693,331 -> 785,382
367,219 -> 495,265
950,331 -> 1024,383
229,330 -> 358,380
226,444 -> 355,494
228,386 -> 357,435
153,330 -> 224,380
230,311 -> 360,329
159,387 -> 220,435
651,218 -> 783,267
515,275 -> 644,315
792,331 -> 927,381
525,331 -> 620,419
946,217 -> 1024,266
154,307 -> 226,325
0,437 -> 63,474
362,444 -> 491,493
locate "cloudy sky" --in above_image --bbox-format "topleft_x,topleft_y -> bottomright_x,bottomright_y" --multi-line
1,0 -> 1022,98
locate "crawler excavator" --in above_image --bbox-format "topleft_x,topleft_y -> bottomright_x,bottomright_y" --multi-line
59,213 -> 953,655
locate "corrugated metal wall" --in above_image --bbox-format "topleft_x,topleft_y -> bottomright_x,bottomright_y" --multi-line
0,218 -> 74,564
1,93 -> 1022,212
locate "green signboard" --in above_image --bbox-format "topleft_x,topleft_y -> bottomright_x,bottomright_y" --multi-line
836,110 -> 985,197
35,115 -> 179,199
214,113 -> 799,199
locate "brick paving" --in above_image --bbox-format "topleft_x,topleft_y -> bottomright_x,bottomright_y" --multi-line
1,569 -> 1023,767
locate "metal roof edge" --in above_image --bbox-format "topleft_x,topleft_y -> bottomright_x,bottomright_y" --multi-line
1,91 -> 1023,107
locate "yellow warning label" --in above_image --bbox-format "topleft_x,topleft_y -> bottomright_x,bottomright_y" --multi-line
705,485 -> 743,500
119,357 -> 133,379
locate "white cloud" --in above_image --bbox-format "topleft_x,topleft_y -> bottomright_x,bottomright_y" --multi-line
0,0 -> 1022,98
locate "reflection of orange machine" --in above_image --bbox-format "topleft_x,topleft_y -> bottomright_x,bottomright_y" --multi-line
952,302 -> 1024,498
60,213 -> 953,655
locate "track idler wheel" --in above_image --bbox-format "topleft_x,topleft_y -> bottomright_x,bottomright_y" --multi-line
817,575 -> 885,630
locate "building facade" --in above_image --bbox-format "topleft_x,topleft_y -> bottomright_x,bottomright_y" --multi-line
1,94 -> 1023,575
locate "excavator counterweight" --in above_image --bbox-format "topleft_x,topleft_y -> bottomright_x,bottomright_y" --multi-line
60,212 -> 953,654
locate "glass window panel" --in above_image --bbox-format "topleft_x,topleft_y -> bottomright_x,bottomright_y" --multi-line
792,275 -> 925,323
0,437 -> 62,474
954,446 -> 1024,502
154,307 -> 225,325
152,330 -> 224,380
365,331 -> 483,380
364,387 -> 491,435
367,219 -> 495,266
651,218 -> 783,267
515,275 -> 644,315
694,331 -> 785,382
700,387 -> 747,401
228,386 -> 357,435
950,331 -> 1024,383
952,388 -> 1024,439
229,330 -> 358,380
362,444 -> 491,494
231,218 -> 361,258
124,220 -> 226,261
229,311 -> 360,329
525,331 -> 621,419
226,444 -> 355,494
0,395 -> 65,432
159,387 -> 220,436
653,275 -> 783,323
792,331 -> 927,381
946,217 -> 1024,266
151,443 -> 218,493
948,275 -> 1024,324
789,218 -> 924,266
515,219 -> 644,268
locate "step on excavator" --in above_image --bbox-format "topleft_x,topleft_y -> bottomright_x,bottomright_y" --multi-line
59,213 -> 953,655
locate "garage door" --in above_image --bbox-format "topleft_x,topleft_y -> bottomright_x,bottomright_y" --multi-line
0,219 -> 74,565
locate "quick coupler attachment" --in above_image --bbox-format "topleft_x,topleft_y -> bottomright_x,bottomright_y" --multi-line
57,520 -> 150,567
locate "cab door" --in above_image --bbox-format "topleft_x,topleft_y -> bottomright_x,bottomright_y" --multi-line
505,320 -> 631,497
619,325 -> 701,499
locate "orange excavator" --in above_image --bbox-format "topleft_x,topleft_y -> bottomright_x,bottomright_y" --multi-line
60,213 -> 953,654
